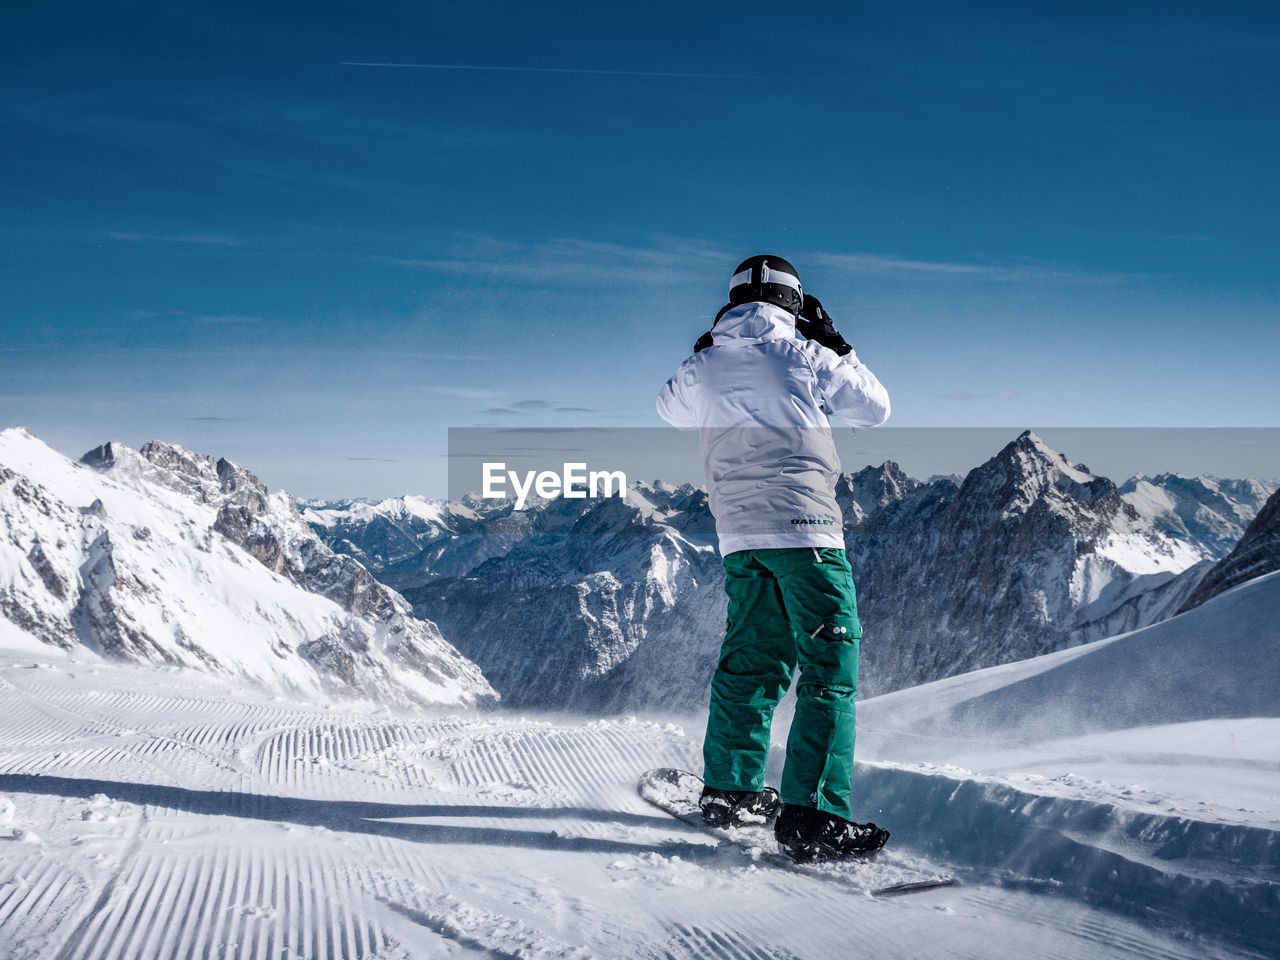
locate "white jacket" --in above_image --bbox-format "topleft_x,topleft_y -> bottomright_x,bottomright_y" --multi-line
656,302 -> 890,555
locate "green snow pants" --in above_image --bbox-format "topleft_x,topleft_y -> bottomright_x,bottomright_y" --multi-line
703,547 -> 862,820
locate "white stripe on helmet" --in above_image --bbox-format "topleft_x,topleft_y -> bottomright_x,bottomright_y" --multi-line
728,260 -> 802,295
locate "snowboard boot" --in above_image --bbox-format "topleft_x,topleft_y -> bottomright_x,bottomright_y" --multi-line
698,785 -> 781,828
774,803 -> 890,863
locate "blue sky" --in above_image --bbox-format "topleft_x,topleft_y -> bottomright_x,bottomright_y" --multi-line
2,2 -> 1277,496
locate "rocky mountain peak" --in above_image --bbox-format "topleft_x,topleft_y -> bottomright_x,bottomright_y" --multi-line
1001,431 -> 1094,480
79,440 -> 144,473
139,439 -> 218,480
215,455 -> 269,502
837,461 -> 921,525
850,460 -> 916,501
82,440 -> 272,515
957,430 -> 1117,520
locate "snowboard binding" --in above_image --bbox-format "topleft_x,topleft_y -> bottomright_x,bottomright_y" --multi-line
774,803 -> 890,863
698,784 -> 781,828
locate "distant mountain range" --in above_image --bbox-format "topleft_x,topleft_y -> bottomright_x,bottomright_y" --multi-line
4,424 -> 1277,714
307,431 -> 1276,707
1178,483 -> 1280,613
1118,473 -> 1276,558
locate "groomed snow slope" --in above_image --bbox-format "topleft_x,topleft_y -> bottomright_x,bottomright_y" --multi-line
0,643 -> 1273,958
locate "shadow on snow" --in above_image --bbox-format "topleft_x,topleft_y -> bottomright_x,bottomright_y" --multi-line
0,772 -> 718,860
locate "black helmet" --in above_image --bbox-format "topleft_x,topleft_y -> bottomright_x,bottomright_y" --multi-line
727,255 -> 803,316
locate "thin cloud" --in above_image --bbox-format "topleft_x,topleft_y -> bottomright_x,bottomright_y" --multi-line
388,237 -> 1130,289
109,231 -> 242,246
488,428 -> 616,436
941,390 -> 1022,401
127,309 -> 261,325
556,406 -> 599,413
366,351 -> 487,362
426,386 -> 502,400
512,399 -> 554,410
808,252 -> 995,276
479,407 -> 523,416
806,252 -> 1134,284
341,61 -> 794,82
482,445 -> 593,453
193,314 -> 263,324
386,235 -> 729,287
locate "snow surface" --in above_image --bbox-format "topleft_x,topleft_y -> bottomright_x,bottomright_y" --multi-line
1,577 -> 1277,957
854,570 -> 1280,746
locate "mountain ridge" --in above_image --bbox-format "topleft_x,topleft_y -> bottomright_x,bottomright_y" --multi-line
363,431 -> 1253,708
0,426 -> 495,708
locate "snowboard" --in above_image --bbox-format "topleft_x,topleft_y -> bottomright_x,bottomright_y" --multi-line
638,768 -> 955,898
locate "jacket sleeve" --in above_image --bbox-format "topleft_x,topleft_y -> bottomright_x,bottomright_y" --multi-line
656,359 -> 699,430
811,347 -> 891,427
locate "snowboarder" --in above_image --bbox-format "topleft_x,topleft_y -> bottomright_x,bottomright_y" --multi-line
656,255 -> 892,862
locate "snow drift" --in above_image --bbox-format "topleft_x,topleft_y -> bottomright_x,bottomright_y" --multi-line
833,572 -> 1280,954
858,568 -> 1280,746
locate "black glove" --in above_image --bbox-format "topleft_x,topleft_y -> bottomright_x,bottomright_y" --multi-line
796,294 -> 853,356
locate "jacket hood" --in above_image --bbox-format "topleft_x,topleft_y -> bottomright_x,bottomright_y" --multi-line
711,302 -> 796,345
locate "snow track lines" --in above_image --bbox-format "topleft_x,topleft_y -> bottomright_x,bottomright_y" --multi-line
0,850 -> 92,960
451,726 -> 614,794
665,923 -> 797,960
55,840 -> 387,960
0,655 -> 1268,960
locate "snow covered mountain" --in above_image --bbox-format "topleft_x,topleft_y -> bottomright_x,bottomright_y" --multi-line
1119,472 -> 1277,558
298,495 -> 451,575
846,431 -> 1204,691
0,427 -> 495,708
401,485 -> 727,712
307,431 -> 1243,710
1178,484 -> 1280,613
304,491 -> 604,590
